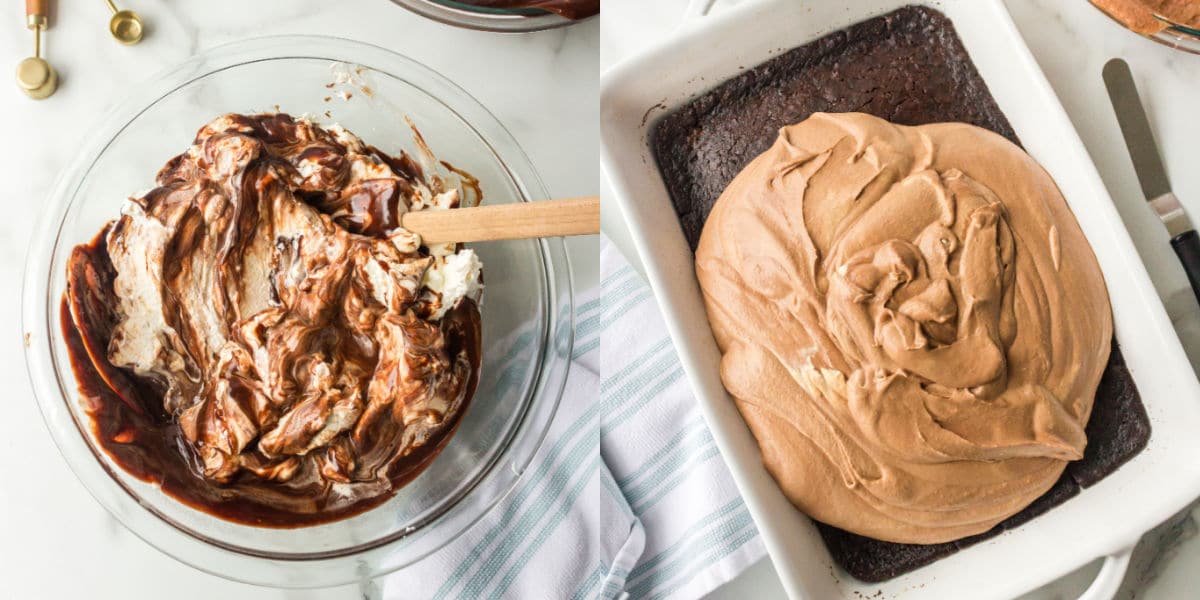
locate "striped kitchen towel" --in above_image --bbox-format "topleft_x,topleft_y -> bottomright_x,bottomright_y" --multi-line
599,236 -> 765,599
380,282 -> 647,600
377,236 -> 764,599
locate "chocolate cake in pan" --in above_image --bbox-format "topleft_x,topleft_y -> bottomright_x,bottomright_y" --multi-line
650,5 -> 1150,583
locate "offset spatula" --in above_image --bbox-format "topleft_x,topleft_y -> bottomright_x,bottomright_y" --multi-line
1103,58 -> 1200,305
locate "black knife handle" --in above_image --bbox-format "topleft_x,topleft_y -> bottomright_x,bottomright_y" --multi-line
1171,230 -> 1200,306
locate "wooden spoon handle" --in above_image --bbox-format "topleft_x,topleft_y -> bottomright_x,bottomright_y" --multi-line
27,0 -> 48,28
401,196 -> 600,244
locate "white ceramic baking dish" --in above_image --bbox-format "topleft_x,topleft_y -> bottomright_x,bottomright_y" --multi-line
599,0 -> 1200,598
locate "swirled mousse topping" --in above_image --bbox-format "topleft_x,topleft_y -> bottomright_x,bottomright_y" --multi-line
695,112 -> 1113,544
63,113 -> 483,526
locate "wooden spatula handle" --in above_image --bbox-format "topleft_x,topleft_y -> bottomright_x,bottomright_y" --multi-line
27,0 -> 48,28
27,0 -> 48,17
402,196 -> 600,244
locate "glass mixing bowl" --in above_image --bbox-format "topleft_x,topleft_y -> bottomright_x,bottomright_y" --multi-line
1090,3 -> 1200,54
21,35 -> 572,588
1147,20 -> 1200,55
388,0 -> 583,32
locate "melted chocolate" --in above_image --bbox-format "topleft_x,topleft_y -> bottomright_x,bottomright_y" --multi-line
62,294 -> 482,525
62,290 -> 481,527
453,0 -> 599,20
61,114 -> 484,527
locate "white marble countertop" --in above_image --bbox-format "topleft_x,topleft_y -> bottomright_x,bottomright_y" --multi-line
601,0 -> 1200,598
0,1 -> 597,598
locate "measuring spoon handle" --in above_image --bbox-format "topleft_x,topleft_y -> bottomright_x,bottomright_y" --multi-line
26,0 -> 48,27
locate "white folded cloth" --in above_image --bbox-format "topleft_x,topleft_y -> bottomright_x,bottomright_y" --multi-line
378,237 -> 763,599
599,237 -> 765,600
381,282 -> 647,600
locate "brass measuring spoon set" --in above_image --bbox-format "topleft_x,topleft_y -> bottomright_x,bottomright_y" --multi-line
16,0 -> 146,100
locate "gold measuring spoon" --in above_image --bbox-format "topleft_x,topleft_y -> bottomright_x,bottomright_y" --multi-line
16,0 -> 57,99
105,0 -> 143,45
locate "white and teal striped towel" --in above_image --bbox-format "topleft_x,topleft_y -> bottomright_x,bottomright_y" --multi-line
599,237 -> 765,599
378,236 -> 763,599
380,282 -> 647,600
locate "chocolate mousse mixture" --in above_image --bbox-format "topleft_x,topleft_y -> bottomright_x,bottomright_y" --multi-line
63,113 -> 484,527
696,113 -> 1113,544
1090,0 -> 1200,34
456,0 -> 599,20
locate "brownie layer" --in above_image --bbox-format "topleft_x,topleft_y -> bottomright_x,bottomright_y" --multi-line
650,4 -> 1151,583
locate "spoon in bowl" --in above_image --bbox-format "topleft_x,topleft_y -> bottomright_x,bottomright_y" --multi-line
401,195 -> 600,243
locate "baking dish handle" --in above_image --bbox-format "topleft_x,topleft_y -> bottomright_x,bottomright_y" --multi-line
682,0 -> 717,21
1077,545 -> 1133,600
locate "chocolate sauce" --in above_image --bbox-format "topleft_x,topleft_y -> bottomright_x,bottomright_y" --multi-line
61,114 -> 484,527
454,0 -> 599,20
62,248 -> 481,527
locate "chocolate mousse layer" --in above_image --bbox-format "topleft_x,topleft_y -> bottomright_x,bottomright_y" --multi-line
697,113 -> 1114,545
651,5 -> 1149,581
63,113 -> 484,527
